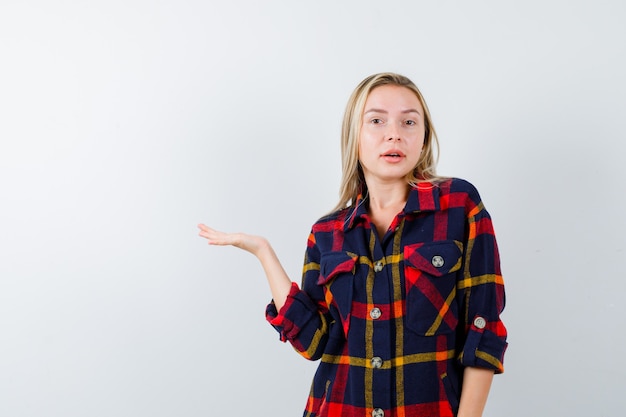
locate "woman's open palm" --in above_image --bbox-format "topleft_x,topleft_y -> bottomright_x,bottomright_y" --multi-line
197,224 -> 268,256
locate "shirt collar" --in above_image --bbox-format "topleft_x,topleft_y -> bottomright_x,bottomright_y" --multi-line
404,181 -> 441,213
344,192 -> 369,230
344,182 -> 440,231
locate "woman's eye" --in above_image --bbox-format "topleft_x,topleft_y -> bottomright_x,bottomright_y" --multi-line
405,120 -> 416,126
371,118 -> 383,124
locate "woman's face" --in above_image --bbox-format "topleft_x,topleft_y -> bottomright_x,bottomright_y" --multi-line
358,85 -> 426,185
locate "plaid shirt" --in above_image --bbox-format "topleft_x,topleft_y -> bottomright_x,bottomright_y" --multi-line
266,178 -> 507,417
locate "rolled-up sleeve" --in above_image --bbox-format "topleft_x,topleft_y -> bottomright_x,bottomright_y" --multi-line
457,193 -> 508,373
265,233 -> 330,361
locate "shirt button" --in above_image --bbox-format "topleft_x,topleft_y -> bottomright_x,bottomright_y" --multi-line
374,261 -> 384,272
473,316 -> 487,329
370,307 -> 382,320
371,357 -> 383,369
431,255 -> 444,268
372,408 -> 384,417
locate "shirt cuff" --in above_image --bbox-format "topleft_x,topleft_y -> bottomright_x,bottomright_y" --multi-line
265,282 -> 317,342
459,314 -> 508,373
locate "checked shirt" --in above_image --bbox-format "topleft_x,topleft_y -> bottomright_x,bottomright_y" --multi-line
266,178 -> 507,417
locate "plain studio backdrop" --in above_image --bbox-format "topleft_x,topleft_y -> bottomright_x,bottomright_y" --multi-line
1,1 -> 625,416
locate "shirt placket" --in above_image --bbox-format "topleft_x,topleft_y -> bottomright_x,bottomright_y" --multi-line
365,225 -> 396,416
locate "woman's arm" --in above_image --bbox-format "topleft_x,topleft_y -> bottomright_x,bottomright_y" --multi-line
197,224 -> 292,310
457,367 -> 495,417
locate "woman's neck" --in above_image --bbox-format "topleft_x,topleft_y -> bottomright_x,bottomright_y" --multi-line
364,179 -> 409,235
365,179 -> 409,211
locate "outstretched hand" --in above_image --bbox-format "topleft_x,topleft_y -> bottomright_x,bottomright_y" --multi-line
197,223 -> 269,257
197,223 -> 292,309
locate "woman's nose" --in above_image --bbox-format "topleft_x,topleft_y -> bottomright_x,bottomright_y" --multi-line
386,122 -> 401,141
386,130 -> 401,141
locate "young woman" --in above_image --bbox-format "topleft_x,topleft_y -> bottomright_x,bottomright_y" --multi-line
198,73 -> 507,417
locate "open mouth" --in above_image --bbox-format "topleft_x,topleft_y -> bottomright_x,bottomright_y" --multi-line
382,150 -> 405,159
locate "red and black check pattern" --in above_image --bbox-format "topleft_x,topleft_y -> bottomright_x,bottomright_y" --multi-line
267,178 -> 507,417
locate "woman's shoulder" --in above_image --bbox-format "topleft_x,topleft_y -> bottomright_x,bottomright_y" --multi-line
432,177 -> 482,198
309,206 -> 353,234
435,177 -> 491,217
420,177 -> 486,212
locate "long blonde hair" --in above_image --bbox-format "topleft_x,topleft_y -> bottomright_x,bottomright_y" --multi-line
333,72 -> 441,212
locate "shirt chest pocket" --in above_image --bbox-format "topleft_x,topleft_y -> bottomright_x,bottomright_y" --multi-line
403,240 -> 463,336
318,252 -> 358,338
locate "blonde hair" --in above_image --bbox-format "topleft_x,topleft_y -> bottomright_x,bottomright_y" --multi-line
333,72 -> 441,212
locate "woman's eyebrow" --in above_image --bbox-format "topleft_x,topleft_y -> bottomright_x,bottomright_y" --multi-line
364,108 -> 388,114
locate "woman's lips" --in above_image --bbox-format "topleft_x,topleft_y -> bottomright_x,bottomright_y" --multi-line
381,150 -> 405,162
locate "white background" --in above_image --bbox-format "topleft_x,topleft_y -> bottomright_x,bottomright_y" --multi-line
1,1 -> 625,416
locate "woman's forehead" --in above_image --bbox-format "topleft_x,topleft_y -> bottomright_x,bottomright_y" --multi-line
364,85 -> 423,113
